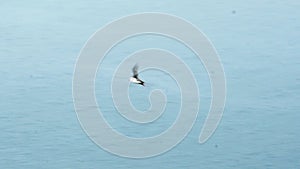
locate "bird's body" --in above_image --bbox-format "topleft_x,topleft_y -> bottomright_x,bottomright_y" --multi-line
130,64 -> 144,86
130,76 -> 144,86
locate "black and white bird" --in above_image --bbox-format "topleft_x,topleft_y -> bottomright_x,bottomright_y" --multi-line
130,64 -> 145,86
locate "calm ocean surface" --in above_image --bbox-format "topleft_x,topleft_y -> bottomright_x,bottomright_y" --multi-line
1,0 -> 299,168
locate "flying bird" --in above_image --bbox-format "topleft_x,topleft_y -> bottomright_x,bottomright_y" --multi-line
130,64 -> 145,86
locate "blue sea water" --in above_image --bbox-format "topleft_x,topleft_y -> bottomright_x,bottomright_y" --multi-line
1,0 -> 300,168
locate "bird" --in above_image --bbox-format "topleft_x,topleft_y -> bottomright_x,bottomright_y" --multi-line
130,64 -> 145,86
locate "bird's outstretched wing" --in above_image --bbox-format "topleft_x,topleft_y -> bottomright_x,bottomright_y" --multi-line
132,64 -> 139,78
